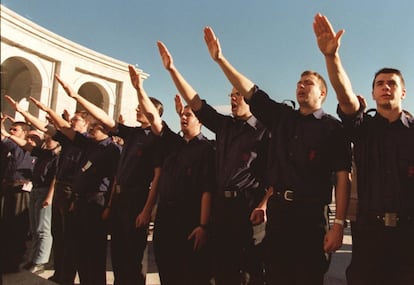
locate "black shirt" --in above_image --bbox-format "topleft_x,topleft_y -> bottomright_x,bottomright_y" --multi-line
111,123 -> 161,190
339,107 -> 414,214
1,138 -> 36,182
194,100 -> 269,199
249,87 -> 351,204
156,123 -> 215,220
70,133 -> 121,200
53,131 -> 85,184
31,147 -> 59,188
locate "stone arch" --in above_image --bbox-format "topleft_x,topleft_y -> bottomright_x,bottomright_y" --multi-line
0,55 -> 46,120
72,75 -> 115,117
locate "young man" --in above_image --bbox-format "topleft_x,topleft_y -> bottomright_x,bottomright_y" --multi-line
129,65 -> 215,285
203,26 -> 351,285
3,96 -> 61,275
157,41 -> 270,285
314,13 -> 414,285
0,118 -> 36,273
54,74 -> 162,285
21,96 -> 90,284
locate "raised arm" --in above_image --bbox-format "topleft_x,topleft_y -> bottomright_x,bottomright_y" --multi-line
157,41 -> 203,111
174,94 -> 184,116
0,116 -> 34,152
128,65 -> 163,135
203,26 -> 255,100
313,13 -> 360,115
4,95 -> 50,134
29,96 -> 69,132
55,74 -> 116,130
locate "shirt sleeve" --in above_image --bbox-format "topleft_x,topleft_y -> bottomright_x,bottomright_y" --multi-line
248,86 -> 288,130
194,100 -> 227,134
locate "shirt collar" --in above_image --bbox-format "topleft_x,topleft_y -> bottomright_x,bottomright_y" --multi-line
301,108 -> 325,120
400,111 -> 411,128
375,111 -> 411,128
312,108 -> 325,119
185,132 -> 206,143
242,115 -> 260,130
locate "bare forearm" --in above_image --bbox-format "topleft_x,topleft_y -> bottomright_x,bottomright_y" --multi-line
216,56 -> 255,100
334,170 -> 351,220
325,55 -> 360,114
19,110 -> 48,132
200,192 -> 212,226
7,134 -> 34,152
136,87 -> 163,134
74,94 -> 116,130
169,67 -> 202,111
142,168 -> 161,214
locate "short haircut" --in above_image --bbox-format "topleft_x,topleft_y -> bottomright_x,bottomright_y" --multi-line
149,97 -> 164,117
74,110 -> 92,123
301,70 -> 328,96
11,121 -> 30,133
372,68 -> 405,89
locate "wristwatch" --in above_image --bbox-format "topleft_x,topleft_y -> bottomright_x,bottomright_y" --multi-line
334,218 -> 345,226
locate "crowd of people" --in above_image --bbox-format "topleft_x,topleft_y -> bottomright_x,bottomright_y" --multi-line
1,13 -> 413,285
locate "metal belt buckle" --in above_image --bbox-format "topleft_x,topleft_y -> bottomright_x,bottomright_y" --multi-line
284,190 -> 294,202
224,191 -> 237,198
383,212 -> 399,227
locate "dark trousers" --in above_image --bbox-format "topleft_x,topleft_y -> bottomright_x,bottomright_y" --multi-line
110,192 -> 147,285
153,206 -> 212,285
71,199 -> 107,285
50,182 -> 76,285
346,219 -> 414,285
264,201 -> 330,285
0,186 -> 30,273
211,198 -> 265,285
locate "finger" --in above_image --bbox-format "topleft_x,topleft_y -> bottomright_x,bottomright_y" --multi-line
5,95 -> 15,105
157,41 -> 167,55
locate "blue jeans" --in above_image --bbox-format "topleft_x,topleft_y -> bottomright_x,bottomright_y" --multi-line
29,186 -> 53,265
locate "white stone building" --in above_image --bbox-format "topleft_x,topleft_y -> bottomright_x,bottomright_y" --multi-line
1,4 -> 146,127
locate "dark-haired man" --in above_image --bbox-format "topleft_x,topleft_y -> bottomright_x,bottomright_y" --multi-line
314,13 -> 414,285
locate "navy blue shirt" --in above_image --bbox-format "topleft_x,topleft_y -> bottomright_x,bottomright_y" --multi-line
156,123 -> 215,221
194,100 -> 269,201
1,138 -> 36,182
31,147 -> 59,188
70,133 -> 121,200
339,107 -> 414,214
111,123 -> 161,190
249,87 -> 351,204
53,131 -> 85,184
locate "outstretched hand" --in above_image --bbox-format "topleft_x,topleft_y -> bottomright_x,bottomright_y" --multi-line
313,13 -> 344,57
204,26 -> 223,62
5,95 -> 24,113
157,41 -> 174,71
174,94 -> 184,116
29,96 -> 49,112
55,74 -> 77,98
128,65 -> 144,90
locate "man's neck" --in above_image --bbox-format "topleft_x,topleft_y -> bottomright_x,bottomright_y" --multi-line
377,105 -> 402,122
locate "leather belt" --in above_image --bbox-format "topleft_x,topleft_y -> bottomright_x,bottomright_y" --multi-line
3,179 -> 31,187
275,190 -> 294,202
362,212 -> 413,227
223,190 -> 238,198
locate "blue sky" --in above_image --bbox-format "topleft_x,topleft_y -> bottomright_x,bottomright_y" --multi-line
3,0 -> 413,135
